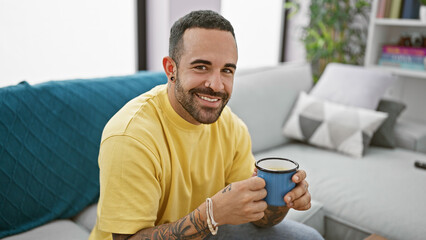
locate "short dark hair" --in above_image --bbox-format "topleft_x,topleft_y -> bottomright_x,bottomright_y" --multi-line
169,10 -> 236,65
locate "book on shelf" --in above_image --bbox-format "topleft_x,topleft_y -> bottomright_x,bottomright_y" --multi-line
376,0 -> 387,18
379,45 -> 426,71
401,0 -> 420,19
380,53 -> 425,64
389,0 -> 403,18
378,59 -> 425,70
382,45 -> 426,56
384,0 -> 392,18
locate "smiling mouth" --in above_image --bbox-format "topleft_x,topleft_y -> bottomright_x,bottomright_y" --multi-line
196,93 -> 221,103
198,94 -> 219,102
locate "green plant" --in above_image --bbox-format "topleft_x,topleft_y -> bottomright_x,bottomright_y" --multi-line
286,0 -> 372,82
421,0 -> 426,5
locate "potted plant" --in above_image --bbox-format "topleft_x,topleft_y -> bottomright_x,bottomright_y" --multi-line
285,0 -> 371,82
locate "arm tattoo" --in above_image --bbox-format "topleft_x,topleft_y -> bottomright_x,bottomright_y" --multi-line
251,205 -> 290,228
114,208 -> 210,240
189,208 -> 209,234
222,183 -> 232,193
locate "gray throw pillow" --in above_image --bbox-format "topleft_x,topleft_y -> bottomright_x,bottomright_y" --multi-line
310,63 -> 395,110
283,92 -> 388,158
370,99 -> 406,148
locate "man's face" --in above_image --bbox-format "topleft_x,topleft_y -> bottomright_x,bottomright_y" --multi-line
168,28 -> 238,125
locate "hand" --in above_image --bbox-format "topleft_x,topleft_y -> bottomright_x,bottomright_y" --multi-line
211,177 -> 268,225
284,170 -> 311,210
252,168 -> 311,210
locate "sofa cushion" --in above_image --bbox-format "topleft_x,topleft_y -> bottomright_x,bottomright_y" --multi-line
282,92 -> 387,157
370,99 -> 406,148
72,203 -> 97,231
255,142 -> 426,240
394,118 -> 426,154
228,62 -> 313,153
310,63 -> 395,110
0,72 -> 167,238
2,220 -> 89,240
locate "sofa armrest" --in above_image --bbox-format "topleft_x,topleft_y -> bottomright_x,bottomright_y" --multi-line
286,200 -> 325,236
394,118 -> 426,154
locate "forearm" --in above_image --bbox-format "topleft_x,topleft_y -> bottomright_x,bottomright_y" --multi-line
251,205 -> 290,228
113,204 -> 210,240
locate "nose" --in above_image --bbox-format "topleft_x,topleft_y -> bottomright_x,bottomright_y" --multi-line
205,71 -> 224,92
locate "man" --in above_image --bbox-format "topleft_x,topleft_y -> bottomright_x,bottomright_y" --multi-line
89,10 -> 323,240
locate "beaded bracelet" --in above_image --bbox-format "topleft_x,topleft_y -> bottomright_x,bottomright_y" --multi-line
205,198 -> 218,235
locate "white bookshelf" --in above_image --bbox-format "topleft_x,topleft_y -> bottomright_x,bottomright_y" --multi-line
365,0 -> 426,79
374,18 -> 426,26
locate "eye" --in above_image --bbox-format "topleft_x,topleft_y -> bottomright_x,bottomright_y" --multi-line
194,65 -> 207,71
222,68 -> 234,74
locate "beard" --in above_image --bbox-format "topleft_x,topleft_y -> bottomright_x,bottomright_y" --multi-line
174,74 -> 230,124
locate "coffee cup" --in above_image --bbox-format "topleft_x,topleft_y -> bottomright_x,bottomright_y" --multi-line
255,157 -> 299,206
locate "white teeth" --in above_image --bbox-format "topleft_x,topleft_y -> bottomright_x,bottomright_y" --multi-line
199,95 -> 218,102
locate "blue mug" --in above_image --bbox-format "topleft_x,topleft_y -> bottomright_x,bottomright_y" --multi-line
255,157 -> 299,206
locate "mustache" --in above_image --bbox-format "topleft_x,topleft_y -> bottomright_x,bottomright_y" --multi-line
189,87 -> 229,100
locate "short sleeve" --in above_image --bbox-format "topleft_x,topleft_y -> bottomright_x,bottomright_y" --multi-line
225,117 -> 255,184
97,135 -> 162,234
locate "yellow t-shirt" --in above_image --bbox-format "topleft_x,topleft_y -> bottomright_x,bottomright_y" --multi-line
89,84 -> 254,240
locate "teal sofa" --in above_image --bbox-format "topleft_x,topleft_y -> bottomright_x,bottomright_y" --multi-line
0,72 -> 168,238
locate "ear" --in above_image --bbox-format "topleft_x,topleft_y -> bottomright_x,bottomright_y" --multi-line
162,57 -> 177,81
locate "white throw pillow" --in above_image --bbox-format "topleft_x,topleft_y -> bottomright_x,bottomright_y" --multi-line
310,63 -> 395,109
283,92 -> 388,157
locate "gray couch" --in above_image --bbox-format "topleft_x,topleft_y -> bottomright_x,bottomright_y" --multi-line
229,62 -> 426,240
3,62 -> 426,240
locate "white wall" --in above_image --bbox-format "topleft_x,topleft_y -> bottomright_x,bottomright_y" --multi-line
146,0 -> 284,71
169,0 -> 222,27
221,0 -> 284,69
0,0 -> 136,87
146,0 -> 221,71
146,0 -> 170,71
1,0 -> 299,87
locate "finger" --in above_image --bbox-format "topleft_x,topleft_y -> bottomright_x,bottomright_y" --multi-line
251,200 -> 268,213
284,180 -> 309,204
253,188 -> 267,201
250,211 -> 265,222
248,176 -> 266,191
292,170 -> 307,183
290,192 -> 311,210
297,202 -> 312,211
252,168 -> 258,177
